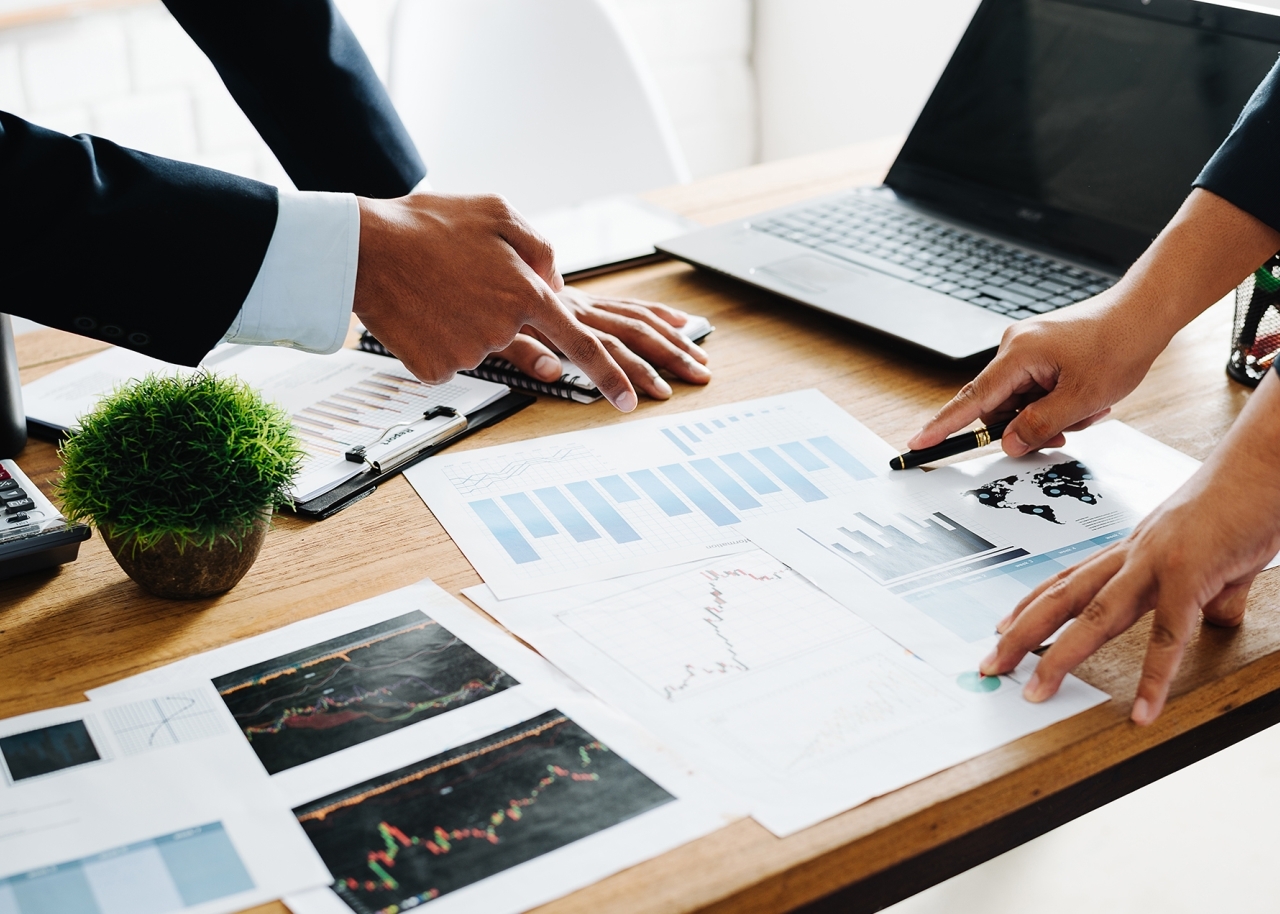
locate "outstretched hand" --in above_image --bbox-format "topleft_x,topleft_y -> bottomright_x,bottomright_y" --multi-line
495,287 -> 711,401
909,189 -> 1280,457
906,296 -> 1154,457
352,192 -> 638,411
978,370 -> 1280,725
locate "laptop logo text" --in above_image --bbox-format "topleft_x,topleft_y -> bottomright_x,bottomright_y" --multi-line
1016,207 -> 1044,223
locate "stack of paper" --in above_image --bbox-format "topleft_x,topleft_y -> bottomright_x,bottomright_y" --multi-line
400,391 -> 1219,837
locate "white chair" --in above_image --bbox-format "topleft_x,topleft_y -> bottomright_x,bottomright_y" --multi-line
387,0 -> 691,217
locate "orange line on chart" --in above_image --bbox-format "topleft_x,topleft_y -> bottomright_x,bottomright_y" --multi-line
297,716 -> 569,823
218,619 -> 440,695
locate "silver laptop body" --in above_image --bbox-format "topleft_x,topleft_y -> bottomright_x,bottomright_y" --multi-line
660,0 -> 1280,361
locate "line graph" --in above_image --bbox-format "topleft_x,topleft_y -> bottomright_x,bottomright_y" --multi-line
557,551 -> 869,701
444,445 -> 600,496
293,710 -> 672,912
104,689 -> 225,756
213,611 -> 517,774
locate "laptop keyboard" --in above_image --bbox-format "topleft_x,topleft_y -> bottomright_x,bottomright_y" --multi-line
750,196 -> 1116,319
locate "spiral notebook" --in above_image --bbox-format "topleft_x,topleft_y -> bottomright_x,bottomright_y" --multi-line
357,315 -> 712,404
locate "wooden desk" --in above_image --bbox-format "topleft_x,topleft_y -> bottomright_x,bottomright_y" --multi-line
5,137 -> 1277,914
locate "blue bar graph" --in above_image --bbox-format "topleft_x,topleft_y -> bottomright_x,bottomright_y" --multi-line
678,426 -> 701,443
471,500 -> 541,563
712,419 -> 726,428
809,436 -> 874,480
596,475 -> 641,502
661,428 -> 694,456
659,464 -> 740,526
501,492 -> 558,538
719,452 -> 781,494
780,441 -> 827,471
534,488 -> 601,543
749,447 -> 827,502
690,458 -> 761,510
696,422 -> 712,434
628,470 -> 693,516
566,482 -> 642,543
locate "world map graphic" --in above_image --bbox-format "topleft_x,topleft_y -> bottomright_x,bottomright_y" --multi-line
964,461 -> 1099,524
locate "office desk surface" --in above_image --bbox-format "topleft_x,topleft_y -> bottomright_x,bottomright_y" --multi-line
5,137 -> 1278,914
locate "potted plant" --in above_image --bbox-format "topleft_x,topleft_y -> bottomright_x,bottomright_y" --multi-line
56,372 -> 303,599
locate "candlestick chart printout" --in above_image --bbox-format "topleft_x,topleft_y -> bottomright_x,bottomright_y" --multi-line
213,612 -> 517,774
405,390 -> 898,598
294,711 -> 673,913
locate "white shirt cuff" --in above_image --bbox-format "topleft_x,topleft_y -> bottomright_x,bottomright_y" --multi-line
223,190 -> 360,354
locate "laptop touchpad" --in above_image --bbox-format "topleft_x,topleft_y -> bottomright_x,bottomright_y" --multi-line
757,255 -> 867,293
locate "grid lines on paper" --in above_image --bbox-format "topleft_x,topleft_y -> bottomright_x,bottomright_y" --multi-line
103,688 -> 226,756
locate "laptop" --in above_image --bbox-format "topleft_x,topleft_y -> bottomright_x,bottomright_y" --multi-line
659,0 -> 1280,361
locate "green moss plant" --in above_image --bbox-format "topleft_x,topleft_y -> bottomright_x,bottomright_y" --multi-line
56,372 -> 304,552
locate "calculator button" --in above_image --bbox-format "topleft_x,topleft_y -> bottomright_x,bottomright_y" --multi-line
5,498 -> 35,514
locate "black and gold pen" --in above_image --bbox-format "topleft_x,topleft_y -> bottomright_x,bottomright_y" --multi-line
889,419 -> 1012,470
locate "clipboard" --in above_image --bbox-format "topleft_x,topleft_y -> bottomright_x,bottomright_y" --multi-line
287,390 -> 535,520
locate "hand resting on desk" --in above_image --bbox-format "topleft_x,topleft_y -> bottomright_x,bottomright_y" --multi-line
497,286 -> 712,401
353,193 -> 710,411
909,189 -> 1280,725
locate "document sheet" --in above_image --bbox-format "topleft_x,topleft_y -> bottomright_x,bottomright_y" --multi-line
403,389 -> 900,598
744,421 -> 1213,672
0,682 -> 331,914
89,580 -> 735,914
19,344 -> 510,502
465,550 -> 1107,837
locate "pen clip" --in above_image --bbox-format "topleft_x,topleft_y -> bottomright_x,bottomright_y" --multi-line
345,406 -> 467,474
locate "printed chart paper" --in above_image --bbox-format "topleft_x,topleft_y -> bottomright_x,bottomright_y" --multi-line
465,551 -> 1107,837
0,682 -> 331,914
404,389 -> 900,598
744,421 -> 1209,672
89,580 -> 735,914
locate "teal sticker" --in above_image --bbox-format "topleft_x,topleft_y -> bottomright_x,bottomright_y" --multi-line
956,671 -> 1001,693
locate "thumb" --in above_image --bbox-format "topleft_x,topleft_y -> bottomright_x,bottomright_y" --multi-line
1202,578 -> 1253,628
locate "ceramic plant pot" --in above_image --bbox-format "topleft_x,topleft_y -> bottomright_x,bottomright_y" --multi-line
100,513 -> 270,600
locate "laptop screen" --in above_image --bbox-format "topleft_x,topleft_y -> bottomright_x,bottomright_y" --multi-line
885,0 -> 1280,270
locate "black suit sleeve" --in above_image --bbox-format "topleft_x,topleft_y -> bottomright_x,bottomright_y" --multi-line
1196,58 -> 1280,233
2,0 -> 425,367
162,0 -> 426,198
0,114 -> 278,367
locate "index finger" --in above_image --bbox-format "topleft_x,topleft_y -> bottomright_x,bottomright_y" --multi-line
1021,561 -> 1155,703
530,288 -> 637,412
907,353 -> 1035,449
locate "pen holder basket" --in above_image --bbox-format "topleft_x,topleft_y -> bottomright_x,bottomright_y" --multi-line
1228,253 -> 1280,387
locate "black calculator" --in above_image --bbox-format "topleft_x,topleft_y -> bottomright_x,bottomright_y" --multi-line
0,459 -> 90,580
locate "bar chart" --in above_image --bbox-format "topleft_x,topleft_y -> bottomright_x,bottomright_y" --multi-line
459,430 -> 872,566
0,823 -> 254,914
409,391 -> 897,597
